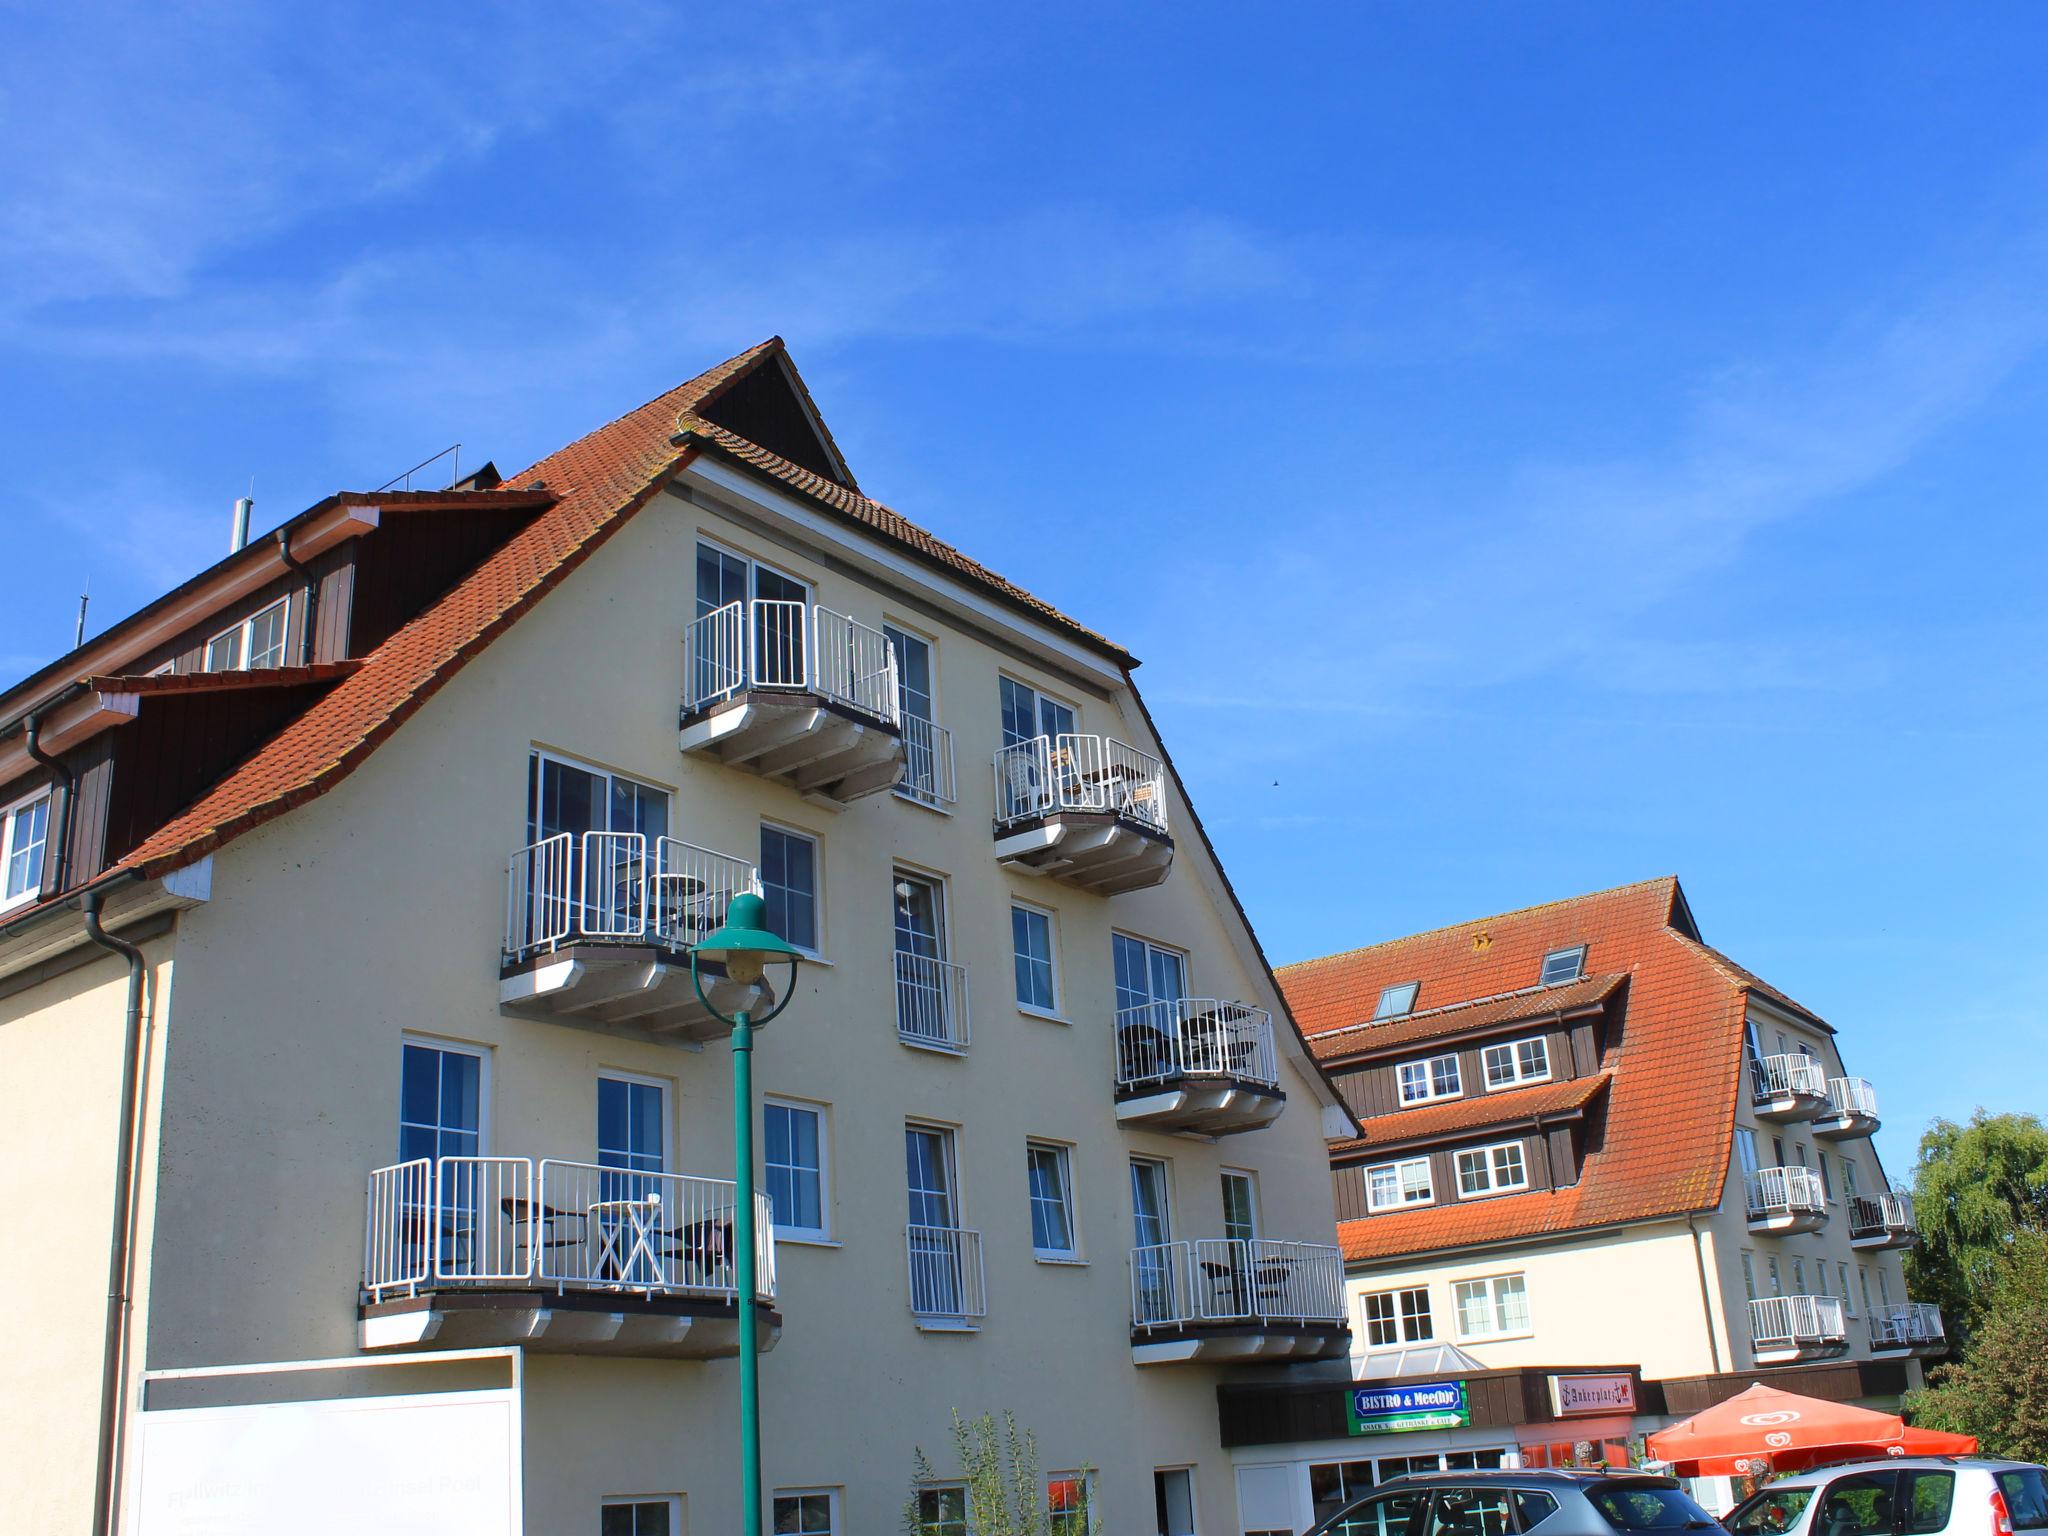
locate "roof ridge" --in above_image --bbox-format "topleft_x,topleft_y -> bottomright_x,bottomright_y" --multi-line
1276,876 -> 1681,974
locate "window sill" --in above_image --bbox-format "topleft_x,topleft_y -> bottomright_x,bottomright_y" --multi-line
1397,1094 -> 1462,1109
1455,1329 -> 1533,1345
1483,1075 -> 1552,1093
913,1317 -> 981,1334
775,1234 -> 842,1249
898,1035 -> 969,1058
1455,1187 -> 1532,1202
1034,1254 -> 1088,1267
892,789 -> 956,817
1018,1006 -> 1068,1025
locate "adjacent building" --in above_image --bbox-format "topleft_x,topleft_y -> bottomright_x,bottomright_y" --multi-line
0,340 -> 1358,1535
1215,878 -> 1935,1529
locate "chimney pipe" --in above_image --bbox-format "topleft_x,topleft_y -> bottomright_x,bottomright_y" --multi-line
231,496 -> 254,553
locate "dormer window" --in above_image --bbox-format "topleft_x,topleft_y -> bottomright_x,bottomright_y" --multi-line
1,787 -> 52,911
1374,982 -> 1419,1020
205,596 -> 290,673
1397,1052 -> 1461,1105
1539,945 -> 1586,985
1483,1036 -> 1552,1090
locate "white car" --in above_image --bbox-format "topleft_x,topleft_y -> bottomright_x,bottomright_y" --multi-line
1727,1458 -> 2048,1536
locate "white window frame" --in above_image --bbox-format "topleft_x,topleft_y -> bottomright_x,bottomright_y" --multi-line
1840,1262 -> 1856,1316
1454,1140 -> 1530,1199
1010,900 -> 1061,1019
696,533 -> 812,612
204,595 -> 291,673
0,785 -> 54,912
1359,1285 -> 1434,1347
763,1096 -> 831,1243
1740,1251 -> 1757,1301
595,1069 -> 671,1174
1222,1167 -> 1261,1243
1025,1139 -> 1080,1262
912,1482 -> 970,1536
1451,1272 -> 1532,1340
601,1494 -> 682,1535
772,1487 -> 840,1536
1397,1053 -> 1461,1106
1365,1156 -> 1434,1212
997,673 -> 1078,748
1374,982 -> 1419,1019
759,820 -> 823,957
1047,1470 -> 1095,1536
1153,1467 -> 1199,1536
1481,1036 -> 1552,1091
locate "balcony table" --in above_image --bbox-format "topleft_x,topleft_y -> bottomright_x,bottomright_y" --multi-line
588,1195 -> 666,1287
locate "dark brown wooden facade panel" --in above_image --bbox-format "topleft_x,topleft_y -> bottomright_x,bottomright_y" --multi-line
347,506 -> 542,657
1219,1365 -> 1649,1449
1335,1026 -> 1583,1120
1658,1359 -> 1906,1416
1332,1132 -> 1551,1221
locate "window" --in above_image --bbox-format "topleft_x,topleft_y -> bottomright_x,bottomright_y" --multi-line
1818,1152 -> 1833,1201
1397,1053 -> 1461,1105
1026,1142 -> 1076,1258
1154,1468 -> 1196,1536
695,538 -> 810,690
1374,982 -> 1419,1019
906,1126 -> 969,1317
601,1497 -> 677,1536
1360,1286 -> 1433,1346
597,1074 -> 666,1174
1839,1262 -> 1855,1315
204,596 -> 290,673
1047,1473 -> 1092,1536
764,1100 -> 828,1239
399,1039 -> 485,1161
1436,1488 -> 1516,1536
1129,1156 -> 1174,1319
1539,945 -> 1586,985
1792,1257 -> 1806,1292
1842,1157 -> 1859,1197
1736,1127 -> 1760,1176
1859,1266 -> 1872,1313
1730,1488 -> 1816,1536
1482,1036 -> 1551,1089
522,752 -> 672,941
1455,1141 -> 1530,1198
1899,1471 -> 1955,1536
884,624 -> 950,808
1114,932 -> 1189,1080
894,871 -> 958,1048
1515,1492 -> 1560,1530
998,675 -> 1076,748
1222,1170 -> 1259,1243
1366,1157 -> 1434,1211
1740,1251 -> 1757,1301
1011,904 -> 1057,1014
1995,1470 -> 2048,1533
1,788 -> 52,909
1879,1268 -> 1893,1306
1452,1273 -> 1530,1337
773,1489 -> 837,1536
912,1486 -> 968,1536
1326,1486 -> 1431,1536
759,824 -> 819,952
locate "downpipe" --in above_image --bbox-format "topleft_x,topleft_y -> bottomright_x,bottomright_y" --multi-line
82,891 -> 150,1536
23,709 -> 75,893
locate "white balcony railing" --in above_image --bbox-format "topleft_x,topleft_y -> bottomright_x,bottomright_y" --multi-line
992,734 -> 1168,834
1115,999 -> 1279,1090
364,1156 -> 776,1304
1849,1189 -> 1917,1238
1745,1165 -> 1828,1219
505,832 -> 757,960
1752,1052 -> 1828,1102
905,1224 -> 987,1319
1130,1239 -> 1345,1331
682,599 -> 900,724
1749,1293 -> 1847,1350
895,951 -> 971,1052
896,715 -> 957,809
1825,1076 -> 1879,1121
1871,1301 -> 1945,1350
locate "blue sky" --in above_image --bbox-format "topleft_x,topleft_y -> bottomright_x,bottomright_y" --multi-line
4,3 -> 2043,1175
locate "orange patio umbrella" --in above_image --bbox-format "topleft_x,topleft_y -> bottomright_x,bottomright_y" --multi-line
1647,1382 -> 1978,1476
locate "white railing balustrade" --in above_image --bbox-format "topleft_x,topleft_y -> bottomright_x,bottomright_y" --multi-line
895,951 -> 971,1051
905,1225 -> 987,1319
681,599 -> 900,724
1825,1076 -> 1879,1121
505,833 -> 756,960
1749,1293 -> 1847,1349
992,734 -> 1168,834
1752,1052 -> 1828,1102
1129,1239 -> 1345,1330
1871,1301 -> 1944,1350
1745,1165 -> 1828,1218
1115,999 -> 1279,1090
1849,1189 -> 1916,1237
363,1156 -> 775,1304
896,715 -> 957,809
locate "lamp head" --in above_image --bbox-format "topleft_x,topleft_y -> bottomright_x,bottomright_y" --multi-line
691,893 -> 803,1011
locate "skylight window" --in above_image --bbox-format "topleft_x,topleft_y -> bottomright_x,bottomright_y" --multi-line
1539,945 -> 1586,986
1374,982 -> 1419,1020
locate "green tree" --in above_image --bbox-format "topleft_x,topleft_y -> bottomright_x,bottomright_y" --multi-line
903,1411 -> 1100,1536
1906,1110 -> 2048,1342
1907,1231 -> 2048,1463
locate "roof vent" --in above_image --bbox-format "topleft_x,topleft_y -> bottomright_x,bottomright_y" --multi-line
230,495 -> 254,553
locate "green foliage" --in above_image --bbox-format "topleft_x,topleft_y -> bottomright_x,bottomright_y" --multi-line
1906,1110 -> 2048,1342
1907,1231 -> 2048,1463
902,1411 -> 1100,1536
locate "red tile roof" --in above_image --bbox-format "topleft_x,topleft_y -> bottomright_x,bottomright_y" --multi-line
1308,972 -> 1625,1062
1332,1072 -> 1611,1151
1278,878 -> 1777,1264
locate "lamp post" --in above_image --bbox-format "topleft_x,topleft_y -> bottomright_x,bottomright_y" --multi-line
689,892 -> 804,1536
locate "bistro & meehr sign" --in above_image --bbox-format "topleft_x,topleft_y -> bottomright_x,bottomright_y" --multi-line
1347,1380 -> 1471,1436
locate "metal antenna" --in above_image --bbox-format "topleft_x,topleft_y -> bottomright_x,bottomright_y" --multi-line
76,579 -> 90,648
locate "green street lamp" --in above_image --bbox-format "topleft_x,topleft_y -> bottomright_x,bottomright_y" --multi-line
689,891 -> 804,1536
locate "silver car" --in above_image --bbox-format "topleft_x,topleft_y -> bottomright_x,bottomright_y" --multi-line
1727,1458 -> 2048,1536
1307,1469 -> 1726,1536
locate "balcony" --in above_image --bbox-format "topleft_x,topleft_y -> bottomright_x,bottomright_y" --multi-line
1869,1301 -> 1947,1359
1751,1053 -> 1830,1122
992,734 -> 1173,894
896,715 -> 957,811
680,600 -> 905,805
362,1156 -> 778,1359
896,952 -> 972,1054
1129,1238 -> 1349,1365
1848,1190 -> 1919,1250
905,1224 -> 987,1330
500,832 -> 756,1043
1114,999 -> 1285,1137
1813,1076 -> 1881,1140
1745,1165 -> 1829,1234
1749,1294 -> 1849,1366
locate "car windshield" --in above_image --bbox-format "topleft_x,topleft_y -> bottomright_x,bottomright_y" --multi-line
1588,1484 -> 1722,1532
1729,1488 -> 1817,1536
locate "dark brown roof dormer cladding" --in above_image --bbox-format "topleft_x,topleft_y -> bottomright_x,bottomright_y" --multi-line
693,349 -> 857,488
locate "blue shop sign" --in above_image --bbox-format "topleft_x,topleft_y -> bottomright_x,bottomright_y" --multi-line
1347,1380 -> 1471,1435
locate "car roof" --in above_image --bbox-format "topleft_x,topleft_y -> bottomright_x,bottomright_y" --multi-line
1378,1470 -> 1679,1488
1766,1457 -> 2045,1486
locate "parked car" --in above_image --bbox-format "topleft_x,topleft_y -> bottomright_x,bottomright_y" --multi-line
1308,1468 -> 1726,1536
1726,1458 -> 2048,1536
